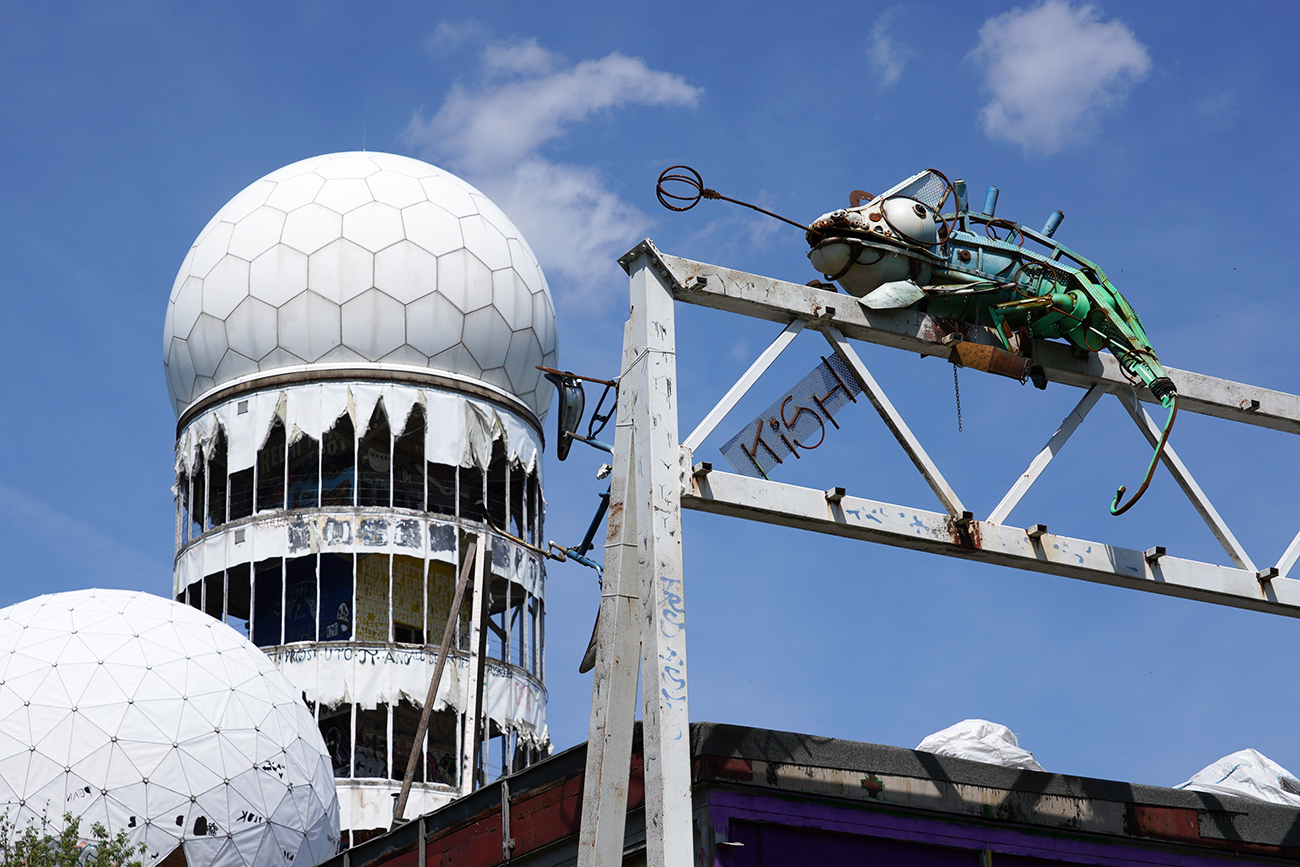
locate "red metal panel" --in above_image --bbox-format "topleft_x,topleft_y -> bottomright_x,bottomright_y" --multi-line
695,755 -> 754,783
1127,805 -> 1199,843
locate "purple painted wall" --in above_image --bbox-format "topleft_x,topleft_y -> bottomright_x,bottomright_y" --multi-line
709,788 -> 1273,866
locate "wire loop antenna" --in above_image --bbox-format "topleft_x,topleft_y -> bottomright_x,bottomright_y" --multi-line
656,165 -> 809,230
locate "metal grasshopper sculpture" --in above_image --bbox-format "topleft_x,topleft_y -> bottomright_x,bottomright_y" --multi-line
658,166 -> 1178,515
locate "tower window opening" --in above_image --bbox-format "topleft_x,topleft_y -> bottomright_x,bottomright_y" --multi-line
208,429 -> 228,527
177,470 -> 191,546
486,577 -> 508,663
252,558 -> 283,646
191,455 -> 206,541
319,702 -> 352,778
427,462 -> 456,518
229,468 -> 254,520
226,563 -> 251,637
393,406 -> 425,511
483,720 -> 509,783
354,706 -> 389,778
355,553 -> 390,642
426,707 -> 459,787
284,555 -> 318,643
525,471 -> 538,544
203,572 -> 223,621
532,473 -> 544,544
184,578 -> 203,611
392,555 -> 424,644
510,461 -> 526,540
427,560 -> 468,652
287,432 -> 320,510
321,413 -> 355,507
527,598 -> 539,675
459,465 -> 485,523
256,418 -> 287,513
392,699 -> 425,784
513,592 -> 527,669
487,441 -> 507,529
319,553 -> 353,642
358,403 -> 391,508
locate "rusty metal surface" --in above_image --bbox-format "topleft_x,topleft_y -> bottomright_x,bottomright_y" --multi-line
948,341 -> 1030,381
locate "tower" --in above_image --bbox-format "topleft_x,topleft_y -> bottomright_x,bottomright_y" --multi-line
163,152 -> 557,842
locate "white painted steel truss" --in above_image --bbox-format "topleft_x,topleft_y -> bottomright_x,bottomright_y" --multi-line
577,240 -> 1300,867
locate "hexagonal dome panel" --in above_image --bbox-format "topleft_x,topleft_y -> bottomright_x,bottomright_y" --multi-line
0,589 -> 339,867
163,152 -> 558,420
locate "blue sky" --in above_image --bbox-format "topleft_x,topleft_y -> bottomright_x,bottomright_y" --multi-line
3,0 -> 1299,791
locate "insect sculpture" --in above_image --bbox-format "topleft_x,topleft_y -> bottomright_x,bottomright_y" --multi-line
658,166 -> 1178,515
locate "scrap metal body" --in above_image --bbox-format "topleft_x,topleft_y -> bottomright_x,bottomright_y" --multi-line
806,170 -> 1176,406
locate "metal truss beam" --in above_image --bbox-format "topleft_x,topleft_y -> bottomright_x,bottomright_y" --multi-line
683,468 -> 1300,617
619,241 -> 1300,435
989,385 -> 1106,525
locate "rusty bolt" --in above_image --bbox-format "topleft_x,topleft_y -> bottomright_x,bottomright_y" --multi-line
958,250 -> 972,262
868,211 -> 882,222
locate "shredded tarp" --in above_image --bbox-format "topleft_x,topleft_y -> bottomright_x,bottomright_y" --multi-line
268,646 -> 547,747
915,719 -> 1045,771
176,382 -> 542,479
1178,749 -> 1300,806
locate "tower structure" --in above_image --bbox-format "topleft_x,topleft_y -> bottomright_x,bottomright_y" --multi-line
163,152 -> 557,841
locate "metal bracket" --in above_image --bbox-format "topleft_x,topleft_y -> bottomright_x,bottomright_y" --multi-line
501,779 -> 516,861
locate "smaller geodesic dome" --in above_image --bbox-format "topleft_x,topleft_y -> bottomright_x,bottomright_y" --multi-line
0,589 -> 339,867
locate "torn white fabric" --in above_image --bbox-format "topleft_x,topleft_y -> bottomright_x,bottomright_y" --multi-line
268,646 -> 547,745
269,644 -> 461,713
915,719 -> 1045,771
176,383 -> 542,478
1178,749 -> 1300,806
484,661 -> 547,744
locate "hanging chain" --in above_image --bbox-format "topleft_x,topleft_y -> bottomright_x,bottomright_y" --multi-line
953,363 -> 963,432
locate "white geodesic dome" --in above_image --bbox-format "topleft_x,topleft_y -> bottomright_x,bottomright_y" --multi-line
0,589 -> 339,867
163,151 -> 559,420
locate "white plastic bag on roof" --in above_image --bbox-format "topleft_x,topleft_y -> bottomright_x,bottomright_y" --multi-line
1178,749 -> 1300,806
915,719 -> 1045,771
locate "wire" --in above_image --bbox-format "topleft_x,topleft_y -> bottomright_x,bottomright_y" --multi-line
656,166 -> 808,231
1110,395 -> 1178,516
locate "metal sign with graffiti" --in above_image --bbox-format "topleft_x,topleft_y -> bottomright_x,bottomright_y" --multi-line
719,354 -> 863,479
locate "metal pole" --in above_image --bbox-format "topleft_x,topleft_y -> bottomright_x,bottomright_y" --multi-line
392,538 -> 478,826
628,251 -> 694,867
459,534 -> 488,795
578,322 -> 643,867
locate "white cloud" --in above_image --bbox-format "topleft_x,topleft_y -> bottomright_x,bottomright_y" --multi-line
424,19 -> 489,54
404,39 -> 701,302
409,45 -> 700,175
480,37 -> 558,78
868,12 -> 907,88
970,0 -> 1150,153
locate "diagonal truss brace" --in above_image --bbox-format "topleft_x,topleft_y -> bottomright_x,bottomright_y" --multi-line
1114,389 -> 1257,572
988,385 -> 1107,525
683,318 -> 804,451
821,325 -> 967,517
